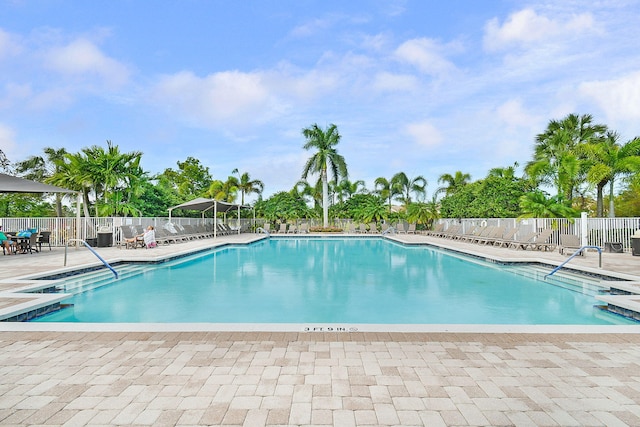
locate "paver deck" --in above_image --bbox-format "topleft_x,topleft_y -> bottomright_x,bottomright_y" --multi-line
1,233 -> 640,426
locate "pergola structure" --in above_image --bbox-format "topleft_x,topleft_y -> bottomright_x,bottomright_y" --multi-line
168,197 -> 253,238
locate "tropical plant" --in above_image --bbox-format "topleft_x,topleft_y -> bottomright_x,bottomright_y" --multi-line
406,198 -> 440,228
335,178 -> 366,203
580,132 -> 640,217
526,113 -> 606,203
232,168 -> 264,205
207,177 -> 239,202
301,123 -> 348,227
255,191 -> 310,221
158,156 -> 213,199
14,147 -> 68,216
352,195 -> 387,224
391,172 -> 427,209
435,171 -> 471,198
518,191 -> 578,220
374,176 -> 398,213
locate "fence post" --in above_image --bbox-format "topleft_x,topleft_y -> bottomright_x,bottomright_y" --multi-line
580,212 -> 588,247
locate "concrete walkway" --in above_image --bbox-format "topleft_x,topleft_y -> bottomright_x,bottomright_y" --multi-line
1,233 -> 640,426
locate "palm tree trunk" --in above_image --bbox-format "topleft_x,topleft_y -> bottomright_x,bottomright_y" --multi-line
608,179 -> 616,218
596,183 -> 605,217
322,169 -> 329,227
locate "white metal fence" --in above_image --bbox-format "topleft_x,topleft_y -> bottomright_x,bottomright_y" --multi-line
432,217 -> 640,252
1,216 -> 638,252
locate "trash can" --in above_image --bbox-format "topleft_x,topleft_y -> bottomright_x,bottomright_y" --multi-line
97,232 -> 113,248
632,237 -> 640,256
85,238 -> 97,247
604,242 -> 624,253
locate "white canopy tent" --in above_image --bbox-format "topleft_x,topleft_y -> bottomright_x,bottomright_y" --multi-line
167,197 -> 253,237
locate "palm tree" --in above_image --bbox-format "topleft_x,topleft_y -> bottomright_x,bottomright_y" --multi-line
488,162 -> 519,180
518,191 -> 578,219
335,178 -> 366,203
0,149 -> 9,171
374,177 -> 399,213
435,171 -> 471,198
526,113 -> 606,203
14,147 -> 68,216
301,123 -> 348,227
581,132 -> 640,217
232,168 -> 264,205
207,177 -> 239,202
391,172 -> 427,209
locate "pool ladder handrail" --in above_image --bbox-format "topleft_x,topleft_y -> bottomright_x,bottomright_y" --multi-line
64,239 -> 118,279
382,226 -> 396,235
256,227 -> 270,237
544,245 -> 601,280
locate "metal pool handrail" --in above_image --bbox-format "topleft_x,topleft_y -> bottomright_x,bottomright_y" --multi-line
256,227 -> 270,237
64,239 -> 118,279
544,245 -> 602,280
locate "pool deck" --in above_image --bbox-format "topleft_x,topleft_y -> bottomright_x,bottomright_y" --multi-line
1,233 -> 640,426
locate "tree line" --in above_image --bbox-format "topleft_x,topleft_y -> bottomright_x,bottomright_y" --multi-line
1,113 -> 639,224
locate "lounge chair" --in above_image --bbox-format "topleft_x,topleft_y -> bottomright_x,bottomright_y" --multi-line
491,227 -> 520,247
368,222 -> 378,234
406,223 -> 416,234
458,225 -> 485,242
441,224 -> 462,239
476,226 -> 505,245
276,223 -> 287,234
345,223 -> 356,233
559,234 -> 585,256
531,229 -> 556,251
298,223 -> 309,234
287,224 -> 298,233
357,223 -> 367,233
508,231 -> 539,250
424,223 -> 445,236
396,222 -> 406,234
118,225 -> 145,249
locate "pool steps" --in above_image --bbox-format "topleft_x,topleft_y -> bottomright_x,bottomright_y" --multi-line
56,264 -> 152,294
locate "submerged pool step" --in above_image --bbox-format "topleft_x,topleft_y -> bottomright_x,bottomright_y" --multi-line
506,265 -> 606,296
56,264 -> 152,294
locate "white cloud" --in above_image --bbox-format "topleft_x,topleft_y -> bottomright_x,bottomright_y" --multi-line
0,28 -> 21,59
579,71 -> 640,121
153,70 -> 274,127
372,72 -> 417,92
403,121 -> 442,148
484,8 -> 595,52
495,99 -> 537,128
394,38 -> 456,77
0,123 -> 17,157
45,38 -> 130,87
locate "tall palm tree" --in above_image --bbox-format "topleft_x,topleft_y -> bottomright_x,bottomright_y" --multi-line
581,132 -> 640,217
301,123 -> 348,227
0,149 -> 9,171
14,147 -> 68,216
435,171 -> 471,198
391,172 -> 427,209
526,113 -> 606,204
232,168 -> 264,205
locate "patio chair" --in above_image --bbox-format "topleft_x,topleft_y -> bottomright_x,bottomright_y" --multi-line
368,222 -> 378,234
406,223 -> 417,234
276,223 -> 287,234
424,222 -> 445,236
357,223 -> 368,233
476,226 -> 505,245
559,234 -> 585,256
37,231 -> 52,251
507,231 -> 539,250
396,222 -> 406,233
287,224 -> 298,233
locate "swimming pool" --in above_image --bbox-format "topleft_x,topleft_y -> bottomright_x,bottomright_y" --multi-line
34,237 -> 635,324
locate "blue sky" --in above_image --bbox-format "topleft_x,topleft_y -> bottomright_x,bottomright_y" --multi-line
1,0 -> 640,202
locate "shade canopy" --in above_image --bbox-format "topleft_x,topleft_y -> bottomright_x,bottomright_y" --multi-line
0,173 -> 75,193
168,197 -> 251,215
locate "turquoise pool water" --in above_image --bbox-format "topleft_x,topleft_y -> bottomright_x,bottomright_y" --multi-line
35,238 -> 634,324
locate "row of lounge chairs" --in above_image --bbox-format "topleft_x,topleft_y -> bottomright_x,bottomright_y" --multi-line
117,223 -> 240,248
426,224 -> 558,251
